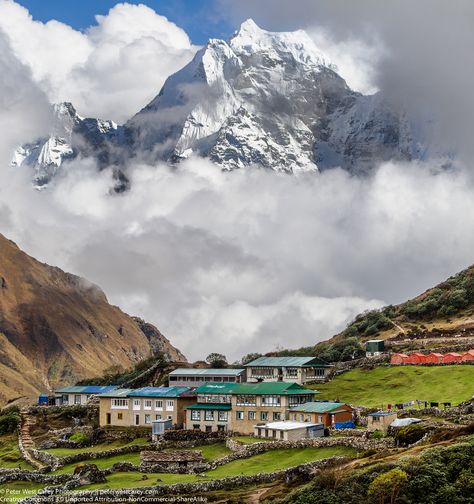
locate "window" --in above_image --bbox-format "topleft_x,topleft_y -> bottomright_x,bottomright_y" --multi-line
169,376 -> 177,381
111,399 -> 129,409
261,395 -> 280,406
292,414 -> 297,421
260,411 -> 268,421
205,410 -> 214,421
117,413 -> 123,420
133,399 -> 141,410
205,425 -> 212,433
155,400 -> 163,410
251,367 -> 273,378
273,412 -> 281,421
74,395 -> 81,405
318,415 -> 323,423
248,411 -> 256,420
144,414 -> 151,424
155,414 -> 162,420
191,410 -> 201,421
299,414 -> 304,422
144,400 -> 152,410
166,400 -> 174,411
280,431 -> 284,439
285,367 -> 298,378
288,395 -> 313,406
236,411 -> 244,420
306,415 -> 311,422
218,411 -> 228,422
217,425 -> 225,431
236,395 -> 256,406
193,424 -> 200,430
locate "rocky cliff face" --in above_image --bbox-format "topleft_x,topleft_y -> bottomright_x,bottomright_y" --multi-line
12,20 -> 427,185
0,234 -> 185,404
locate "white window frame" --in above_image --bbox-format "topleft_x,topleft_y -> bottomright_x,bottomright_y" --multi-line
191,410 -> 201,421
155,400 -> 163,410
111,398 -> 129,409
144,400 -> 152,410
133,399 -> 141,410
144,414 -> 151,424
166,400 -> 174,411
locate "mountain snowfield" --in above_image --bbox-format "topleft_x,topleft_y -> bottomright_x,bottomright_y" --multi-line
12,19 -> 427,186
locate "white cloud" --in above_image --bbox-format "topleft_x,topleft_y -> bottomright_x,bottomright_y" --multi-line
0,1 -> 197,122
2,153 -> 474,361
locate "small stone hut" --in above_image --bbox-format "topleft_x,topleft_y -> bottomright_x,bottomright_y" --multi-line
140,450 -> 205,473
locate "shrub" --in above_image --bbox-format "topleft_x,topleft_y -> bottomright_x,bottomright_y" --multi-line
69,432 -> 91,445
0,410 -> 21,435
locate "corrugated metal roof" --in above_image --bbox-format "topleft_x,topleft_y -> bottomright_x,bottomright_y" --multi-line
99,388 -> 134,398
169,368 -> 245,376
258,421 -> 323,431
128,387 -> 191,398
54,385 -> 118,394
231,382 -> 315,395
290,402 -> 348,413
187,404 -> 232,410
368,411 -> 396,417
245,356 -> 330,367
195,383 -> 240,394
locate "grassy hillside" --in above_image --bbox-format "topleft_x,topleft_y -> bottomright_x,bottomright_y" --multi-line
313,366 -> 474,407
342,264 -> 474,341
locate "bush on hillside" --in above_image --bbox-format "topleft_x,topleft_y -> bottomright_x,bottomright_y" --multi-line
0,410 -> 21,435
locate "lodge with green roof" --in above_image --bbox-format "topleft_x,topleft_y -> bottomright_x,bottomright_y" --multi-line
245,356 -> 332,384
289,401 -> 354,427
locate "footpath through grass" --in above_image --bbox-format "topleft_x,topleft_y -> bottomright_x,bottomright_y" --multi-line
75,445 -> 357,491
313,365 -> 474,407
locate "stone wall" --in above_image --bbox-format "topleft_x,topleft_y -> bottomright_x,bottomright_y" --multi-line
21,456 -> 349,503
0,470 -> 71,485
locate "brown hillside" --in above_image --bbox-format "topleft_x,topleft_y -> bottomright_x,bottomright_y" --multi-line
0,233 -> 185,404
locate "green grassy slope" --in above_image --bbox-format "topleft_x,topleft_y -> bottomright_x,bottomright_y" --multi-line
313,366 -> 474,407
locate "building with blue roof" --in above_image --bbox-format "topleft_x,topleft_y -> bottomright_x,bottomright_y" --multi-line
54,385 -> 119,406
244,356 -> 331,384
98,387 -> 196,429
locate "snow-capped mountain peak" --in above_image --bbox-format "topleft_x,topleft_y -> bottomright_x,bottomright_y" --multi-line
13,19 -> 425,183
230,19 -> 330,69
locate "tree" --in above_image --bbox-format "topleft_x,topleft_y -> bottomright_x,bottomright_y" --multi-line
206,353 -> 227,368
368,468 -> 408,504
240,352 -> 262,365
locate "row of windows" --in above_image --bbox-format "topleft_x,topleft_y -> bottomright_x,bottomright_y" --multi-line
197,394 -> 232,404
106,412 -> 172,424
170,376 -> 238,382
111,398 -> 174,409
190,410 -> 228,422
235,411 -> 281,421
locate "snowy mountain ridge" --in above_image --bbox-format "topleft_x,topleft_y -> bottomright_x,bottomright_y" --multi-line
12,19 -> 426,185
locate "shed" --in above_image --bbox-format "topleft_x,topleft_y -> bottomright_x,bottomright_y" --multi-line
365,340 -> 385,357
38,394 -> 49,406
461,349 -> 474,362
424,353 -> 443,364
289,402 -> 353,427
367,411 -> 397,433
404,352 -> 426,364
442,352 -> 462,363
140,450 -> 205,472
151,419 -> 173,441
254,421 -> 324,441
390,353 -> 408,365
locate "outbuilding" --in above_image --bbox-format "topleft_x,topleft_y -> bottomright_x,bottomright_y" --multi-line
404,353 -> 426,364
461,349 -> 474,362
254,421 -> 324,441
390,353 -> 408,365
442,352 -> 462,363
424,353 -> 443,364
367,411 -> 397,433
289,402 -> 353,427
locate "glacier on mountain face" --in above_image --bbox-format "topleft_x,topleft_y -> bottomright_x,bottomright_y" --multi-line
13,19 -> 431,184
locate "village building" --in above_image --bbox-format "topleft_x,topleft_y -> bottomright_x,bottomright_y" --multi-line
367,411 -> 397,433
168,368 -> 246,387
185,383 -> 239,433
390,353 -> 408,365
99,387 -> 196,429
54,385 -> 118,406
365,340 -> 385,357
442,352 -> 462,363
289,402 -> 353,427
424,353 -> 443,364
230,382 -> 316,435
461,349 -> 474,361
254,421 -> 324,441
245,356 -> 331,384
